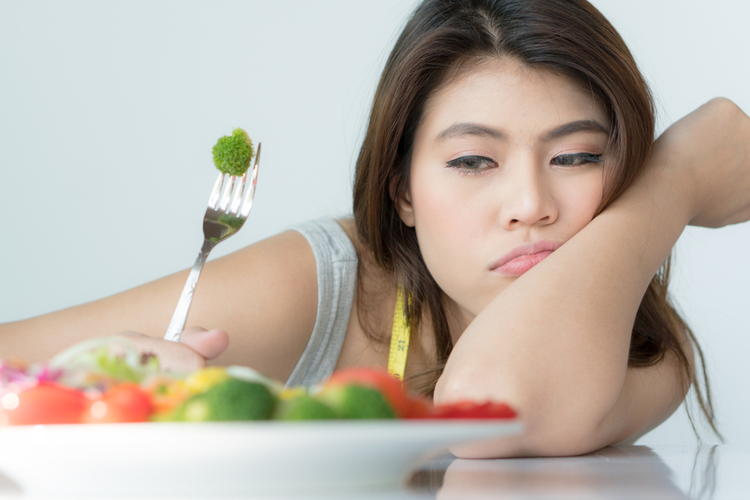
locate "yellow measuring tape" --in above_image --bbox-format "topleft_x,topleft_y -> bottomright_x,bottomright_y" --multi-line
387,285 -> 410,382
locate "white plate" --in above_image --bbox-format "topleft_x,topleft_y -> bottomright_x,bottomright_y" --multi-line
0,420 -> 521,497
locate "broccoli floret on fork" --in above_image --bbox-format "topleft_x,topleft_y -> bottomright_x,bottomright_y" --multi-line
212,128 -> 254,176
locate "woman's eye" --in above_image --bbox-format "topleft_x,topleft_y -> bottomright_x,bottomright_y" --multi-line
446,155 -> 497,175
551,153 -> 604,167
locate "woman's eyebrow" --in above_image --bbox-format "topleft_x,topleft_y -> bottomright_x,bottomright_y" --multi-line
541,120 -> 610,142
435,120 -> 610,143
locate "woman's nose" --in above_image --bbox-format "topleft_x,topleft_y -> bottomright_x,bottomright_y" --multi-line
497,165 -> 558,230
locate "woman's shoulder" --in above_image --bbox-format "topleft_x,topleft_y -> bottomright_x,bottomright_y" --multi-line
333,217 -> 377,268
335,217 -> 357,242
288,218 -> 360,263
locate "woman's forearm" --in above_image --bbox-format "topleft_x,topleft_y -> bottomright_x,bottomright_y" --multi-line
434,147 -> 693,453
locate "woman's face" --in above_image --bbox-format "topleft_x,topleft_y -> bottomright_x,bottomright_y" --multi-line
397,58 -> 609,326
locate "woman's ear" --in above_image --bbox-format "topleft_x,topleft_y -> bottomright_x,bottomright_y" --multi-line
390,176 -> 415,227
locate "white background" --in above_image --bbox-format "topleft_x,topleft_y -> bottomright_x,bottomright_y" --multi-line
1,0 -> 749,450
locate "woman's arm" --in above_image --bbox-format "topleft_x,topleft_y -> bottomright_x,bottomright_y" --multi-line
0,230 -> 319,382
435,98 -> 750,457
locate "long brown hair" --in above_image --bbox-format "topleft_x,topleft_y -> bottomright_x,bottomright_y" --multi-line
352,0 -> 720,440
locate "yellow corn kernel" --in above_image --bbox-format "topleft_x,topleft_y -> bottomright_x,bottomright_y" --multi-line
184,367 -> 229,394
279,387 -> 307,401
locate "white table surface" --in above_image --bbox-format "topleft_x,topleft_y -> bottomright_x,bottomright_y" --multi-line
405,444 -> 743,500
1,444 -> 746,499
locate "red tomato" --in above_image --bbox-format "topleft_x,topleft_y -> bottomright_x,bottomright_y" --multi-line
402,397 -> 433,419
84,383 -> 153,423
431,400 -> 517,419
5,382 -> 87,425
325,367 -> 412,418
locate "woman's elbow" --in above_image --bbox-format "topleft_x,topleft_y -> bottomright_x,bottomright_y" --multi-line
436,371 -> 620,458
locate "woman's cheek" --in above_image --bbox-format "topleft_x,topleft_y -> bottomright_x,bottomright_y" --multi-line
410,178 -> 491,310
411,176 -> 476,261
554,170 -> 605,230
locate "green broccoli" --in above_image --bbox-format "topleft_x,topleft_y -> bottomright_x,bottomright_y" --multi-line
175,378 -> 276,422
275,393 -> 338,421
212,128 -> 254,176
316,385 -> 396,419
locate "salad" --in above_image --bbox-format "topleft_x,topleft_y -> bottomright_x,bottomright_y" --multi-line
0,338 -> 517,425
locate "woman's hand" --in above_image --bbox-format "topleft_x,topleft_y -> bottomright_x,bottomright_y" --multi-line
114,327 -> 229,372
653,97 -> 750,228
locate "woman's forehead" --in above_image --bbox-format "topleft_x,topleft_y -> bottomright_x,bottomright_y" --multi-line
419,57 -> 609,142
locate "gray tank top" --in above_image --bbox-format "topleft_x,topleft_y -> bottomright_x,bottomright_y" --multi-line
284,219 -> 358,387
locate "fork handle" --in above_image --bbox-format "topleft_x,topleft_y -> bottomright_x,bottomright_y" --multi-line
163,239 -> 216,342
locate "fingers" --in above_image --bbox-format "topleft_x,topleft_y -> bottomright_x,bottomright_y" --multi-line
179,327 -> 230,360
110,328 -> 230,373
114,331 -> 206,373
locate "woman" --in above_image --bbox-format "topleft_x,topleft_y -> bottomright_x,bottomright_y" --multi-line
2,0 -> 749,457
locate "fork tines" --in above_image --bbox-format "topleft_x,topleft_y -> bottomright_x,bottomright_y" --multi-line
207,143 -> 261,217
240,143 -> 260,218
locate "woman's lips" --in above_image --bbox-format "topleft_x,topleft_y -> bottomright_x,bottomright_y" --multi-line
490,241 -> 562,276
494,251 -> 554,275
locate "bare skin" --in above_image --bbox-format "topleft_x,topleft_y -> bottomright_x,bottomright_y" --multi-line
1,80 -> 749,457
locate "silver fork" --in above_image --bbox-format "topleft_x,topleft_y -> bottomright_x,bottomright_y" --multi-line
163,143 -> 261,343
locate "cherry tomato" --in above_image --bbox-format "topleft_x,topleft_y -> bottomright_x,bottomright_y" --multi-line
84,383 -> 153,423
5,382 -> 87,425
402,397 -> 433,419
431,400 -> 517,419
325,367 -> 412,418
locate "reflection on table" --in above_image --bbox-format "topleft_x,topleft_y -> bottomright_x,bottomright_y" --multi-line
408,445 -> 730,500
2,442 -> 744,499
